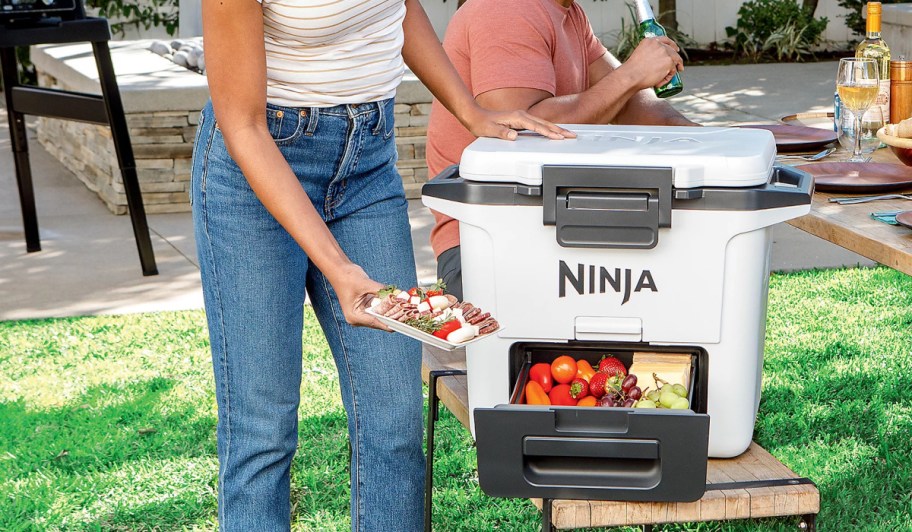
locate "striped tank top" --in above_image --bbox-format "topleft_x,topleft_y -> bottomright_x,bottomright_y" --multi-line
259,0 -> 406,107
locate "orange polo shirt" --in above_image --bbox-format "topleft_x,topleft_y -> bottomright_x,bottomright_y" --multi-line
425,0 -> 606,257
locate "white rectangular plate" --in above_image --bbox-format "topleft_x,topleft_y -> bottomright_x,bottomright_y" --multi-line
367,309 -> 499,351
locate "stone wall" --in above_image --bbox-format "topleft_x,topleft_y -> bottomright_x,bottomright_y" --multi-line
37,72 -> 198,214
31,40 -> 434,215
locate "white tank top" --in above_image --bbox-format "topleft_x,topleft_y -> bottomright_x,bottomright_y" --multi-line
258,0 -> 406,107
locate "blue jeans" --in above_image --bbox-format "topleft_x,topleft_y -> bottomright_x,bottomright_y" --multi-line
191,98 -> 424,532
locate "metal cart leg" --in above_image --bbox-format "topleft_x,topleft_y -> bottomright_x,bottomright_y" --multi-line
1,47 -> 41,252
799,514 -> 817,531
424,368 -> 467,532
541,498 -> 552,532
92,40 -> 158,276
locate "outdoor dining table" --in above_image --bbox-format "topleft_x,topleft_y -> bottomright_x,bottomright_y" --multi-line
784,146 -> 912,275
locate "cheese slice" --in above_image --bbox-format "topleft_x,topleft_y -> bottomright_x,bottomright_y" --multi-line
629,352 -> 692,395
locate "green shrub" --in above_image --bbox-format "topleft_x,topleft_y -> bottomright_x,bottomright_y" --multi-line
85,0 -> 179,38
725,0 -> 828,62
837,0 -> 905,37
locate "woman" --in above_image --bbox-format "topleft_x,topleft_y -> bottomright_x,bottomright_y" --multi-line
192,0 -> 571,529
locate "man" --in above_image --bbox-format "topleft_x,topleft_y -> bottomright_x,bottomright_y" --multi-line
426,0 -> 697,299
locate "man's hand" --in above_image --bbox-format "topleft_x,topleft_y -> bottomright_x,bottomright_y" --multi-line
462,107 -> 576,141
620,36 -> 685,91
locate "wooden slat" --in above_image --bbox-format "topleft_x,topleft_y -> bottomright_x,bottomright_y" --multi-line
421,336 -> 821,529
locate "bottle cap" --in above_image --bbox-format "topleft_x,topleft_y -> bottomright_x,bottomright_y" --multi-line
867,2 -> 881,15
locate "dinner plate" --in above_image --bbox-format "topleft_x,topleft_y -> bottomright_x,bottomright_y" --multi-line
739,124 -> 838,152
798,162 -> 912,193
896,211 -> 912,230
366,308 -> 499,351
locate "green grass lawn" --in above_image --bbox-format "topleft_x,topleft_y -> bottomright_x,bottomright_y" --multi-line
1,266 -> 911,531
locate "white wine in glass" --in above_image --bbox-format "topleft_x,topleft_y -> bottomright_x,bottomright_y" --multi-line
836,58 -> 879,162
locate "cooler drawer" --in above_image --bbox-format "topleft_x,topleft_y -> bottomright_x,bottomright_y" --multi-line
474,343 -> 710,502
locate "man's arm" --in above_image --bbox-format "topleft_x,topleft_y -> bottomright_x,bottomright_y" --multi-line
476,37 -> 685,124
594,52 -> 699,126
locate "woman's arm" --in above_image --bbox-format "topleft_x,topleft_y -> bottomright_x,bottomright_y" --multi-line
400,0 -> 574,140
202,0 -> 385,328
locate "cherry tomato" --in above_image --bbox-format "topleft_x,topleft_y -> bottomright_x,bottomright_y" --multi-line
432,319 -> 462,339
529,363 -> 553,393
550,355 -> 578,384
548,384 -> 578,406
524,381 -> 551,405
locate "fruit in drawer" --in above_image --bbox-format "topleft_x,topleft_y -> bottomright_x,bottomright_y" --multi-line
588,372 -> 610,399
597,356 -> 627,377
548,384 -> 578,406
550,356 -> 578,384
575,360 -> 596,382
529,363 -> 553,393
569,378 -> 589,399
577,396 -> 598,407
525,381 -> 551,405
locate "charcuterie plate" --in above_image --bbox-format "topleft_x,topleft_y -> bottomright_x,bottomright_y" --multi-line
367,309 -> 501,351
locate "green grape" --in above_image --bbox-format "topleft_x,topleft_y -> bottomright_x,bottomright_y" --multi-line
671,384 -> 687,397
635,399 -> 657,408
646,390 -> 660,402
670,397 -> 690,410
659,389 -> 678,408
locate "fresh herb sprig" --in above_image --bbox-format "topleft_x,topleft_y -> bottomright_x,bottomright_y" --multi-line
404,315 -> 442,334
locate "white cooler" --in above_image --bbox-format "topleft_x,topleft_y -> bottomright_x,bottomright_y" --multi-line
421,125 -> 813,502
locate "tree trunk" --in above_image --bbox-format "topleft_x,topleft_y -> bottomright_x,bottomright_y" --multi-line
802,0 -> 819,14
659,0 -> 677,31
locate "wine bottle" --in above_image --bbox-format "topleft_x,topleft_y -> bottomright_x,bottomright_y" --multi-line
856,1 -> 891,123
632,0 -> 683,98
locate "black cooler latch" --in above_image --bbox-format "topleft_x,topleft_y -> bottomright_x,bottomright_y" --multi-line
542,165 -> 673,249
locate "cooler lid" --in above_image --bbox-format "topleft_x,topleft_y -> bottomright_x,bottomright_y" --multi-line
459,125 -> 776,189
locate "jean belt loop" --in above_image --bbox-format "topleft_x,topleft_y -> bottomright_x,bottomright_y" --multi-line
304,106 -> 319,137
372,100 -> 386,136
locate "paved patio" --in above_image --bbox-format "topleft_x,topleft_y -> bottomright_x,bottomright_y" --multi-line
0,61 -> 876,321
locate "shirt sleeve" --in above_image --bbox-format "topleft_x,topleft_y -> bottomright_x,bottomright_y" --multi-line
576,4 -> 608,65
464,0 -> 558,97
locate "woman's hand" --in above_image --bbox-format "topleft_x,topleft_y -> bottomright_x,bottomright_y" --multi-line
330,263 -> 391,330
463,107 -> 577,141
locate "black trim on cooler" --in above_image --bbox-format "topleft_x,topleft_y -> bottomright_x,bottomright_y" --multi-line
420,164 -> 814,212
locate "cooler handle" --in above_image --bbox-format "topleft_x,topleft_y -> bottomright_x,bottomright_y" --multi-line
524,436 -> 659,460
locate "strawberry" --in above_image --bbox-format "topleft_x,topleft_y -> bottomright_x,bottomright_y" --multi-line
588,372 -> 609,399
569,377 -> 589,399
597,356 -> 627,377
425,278 -> 447,297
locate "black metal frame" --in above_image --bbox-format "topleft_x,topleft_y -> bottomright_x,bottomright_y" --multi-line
424,368 -> 467,532
1,17 -> 158,275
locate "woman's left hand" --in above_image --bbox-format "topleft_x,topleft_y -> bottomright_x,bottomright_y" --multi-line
465,108 -> 577,141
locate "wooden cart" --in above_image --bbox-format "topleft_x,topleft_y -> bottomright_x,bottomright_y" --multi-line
421,346 -> 820,531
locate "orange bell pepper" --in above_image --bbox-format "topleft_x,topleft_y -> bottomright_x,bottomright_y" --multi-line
525,381 -> 551,405
576,359 -> 596,382
577,396 -> 598,407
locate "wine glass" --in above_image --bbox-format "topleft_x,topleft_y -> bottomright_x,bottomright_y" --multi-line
836,58 -> 880,162
837,105 -> 884,161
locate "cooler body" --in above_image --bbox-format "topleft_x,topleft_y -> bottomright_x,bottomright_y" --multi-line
421,125 -> 813,499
